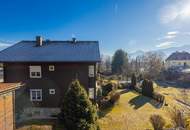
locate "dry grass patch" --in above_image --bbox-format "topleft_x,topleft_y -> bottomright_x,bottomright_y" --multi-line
98,90 -> 175,130
16,119 -> 65,130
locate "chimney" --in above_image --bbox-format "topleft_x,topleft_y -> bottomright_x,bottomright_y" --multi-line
36,36 -> 43,46
72,37 -> 76,44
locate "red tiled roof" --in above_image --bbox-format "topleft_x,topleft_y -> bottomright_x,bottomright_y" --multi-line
0,83 -> 20,93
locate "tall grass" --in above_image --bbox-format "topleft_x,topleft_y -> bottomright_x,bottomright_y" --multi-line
98,114 -> 138,130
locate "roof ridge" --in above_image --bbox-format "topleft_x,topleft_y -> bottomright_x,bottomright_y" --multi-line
0,40 -> 100,62
0,41 -> 22,54
166,51 -> 190,61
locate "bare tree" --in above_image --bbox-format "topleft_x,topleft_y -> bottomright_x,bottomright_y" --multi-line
98,54 -> 112,73
141,52 -> 164,80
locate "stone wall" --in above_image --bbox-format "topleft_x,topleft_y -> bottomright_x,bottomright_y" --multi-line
16,107 -> 60,123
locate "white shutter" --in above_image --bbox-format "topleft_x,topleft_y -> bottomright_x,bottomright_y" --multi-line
89,88 -> 94,99
29,66 -> 42,78
88,65 -> 94,77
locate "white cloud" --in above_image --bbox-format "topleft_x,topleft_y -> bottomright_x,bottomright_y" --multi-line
156,41 -> 175,48
0,42 -> 11,47
157,31 -> 178,41
160,0 -> 190,24
165,35 -> 176,39
167,31 -> 179,35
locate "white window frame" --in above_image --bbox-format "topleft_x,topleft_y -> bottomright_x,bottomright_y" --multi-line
49,65 -> 55,71
30,89 -> 42,101
89,88 -> 94,99
88,65 -> 94,77
29,66 -> 42,78
49,89 -> 55,95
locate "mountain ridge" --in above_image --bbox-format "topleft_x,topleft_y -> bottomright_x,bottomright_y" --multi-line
129,44 -> 190,59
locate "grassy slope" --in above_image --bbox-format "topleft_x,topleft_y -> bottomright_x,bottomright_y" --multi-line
98,88 -> 183,130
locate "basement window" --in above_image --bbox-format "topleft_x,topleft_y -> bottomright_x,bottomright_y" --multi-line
30,89 -> 42,101
49,65 -> 55,71
29,66 -> 42,78
49,89 -> 55,95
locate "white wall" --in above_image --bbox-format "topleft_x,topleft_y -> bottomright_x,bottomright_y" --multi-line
166,60 -> 190,68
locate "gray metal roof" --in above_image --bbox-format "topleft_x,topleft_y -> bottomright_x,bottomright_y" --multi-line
166,51 -> 190,61
0,40 -> 100,62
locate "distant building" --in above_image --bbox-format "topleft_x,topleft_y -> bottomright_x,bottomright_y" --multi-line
0,83 -> 20,130
166,51 -> 190,69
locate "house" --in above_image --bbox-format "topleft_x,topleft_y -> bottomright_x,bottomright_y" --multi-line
0,36 -> 100,120
165,51 -> 190,69
0,83 -> 20,130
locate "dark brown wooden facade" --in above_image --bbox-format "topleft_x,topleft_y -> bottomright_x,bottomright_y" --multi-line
3,62 -> 96,107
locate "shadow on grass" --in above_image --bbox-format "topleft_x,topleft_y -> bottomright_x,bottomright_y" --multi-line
98,104 -> 115,119
129,93 -> 163,109
155,81 -> 190,89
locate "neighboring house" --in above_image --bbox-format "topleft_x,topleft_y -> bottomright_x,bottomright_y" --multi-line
0,36 -> 100,120
0,83 -> 20,130
165,51 -> 190,69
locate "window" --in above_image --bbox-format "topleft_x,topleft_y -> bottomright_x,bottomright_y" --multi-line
89,88 -> 94,99
49,65 -> 55,71
49,89 -> 55,95
30,89 -> 42,101
88,65 -> 94,77
29,66 -> 42,78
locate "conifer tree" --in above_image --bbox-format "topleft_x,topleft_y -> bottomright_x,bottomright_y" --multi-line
60,80 -> 98,130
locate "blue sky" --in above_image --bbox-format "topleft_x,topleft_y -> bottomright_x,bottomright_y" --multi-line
0,0 -> 190,55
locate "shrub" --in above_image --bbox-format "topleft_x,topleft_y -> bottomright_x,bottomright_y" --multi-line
59,80 -> 98,130
109,92 -> 120,104
98,96 -> 112,109
153,92 -> 165,103
97,88 -> 102,100
142,79 -> 154,97
150,114 -> 165,130
131,73 -> 137,88
138,74 -> 143,81
99,91 -> 120,109
169,108 -> 186,128
102,83 -> 114,96
134,86 -> 142,93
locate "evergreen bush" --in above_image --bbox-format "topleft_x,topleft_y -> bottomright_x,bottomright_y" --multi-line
131,73 -> 137,88
102,83 -> 114,96
142,79 -> 154,97
97,88 -> 102,100
59,80 -> 98,130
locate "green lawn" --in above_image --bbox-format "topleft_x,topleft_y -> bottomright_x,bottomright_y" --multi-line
98,89 -> 179,130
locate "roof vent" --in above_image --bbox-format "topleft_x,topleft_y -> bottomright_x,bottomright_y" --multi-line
36,36 -> 43,46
